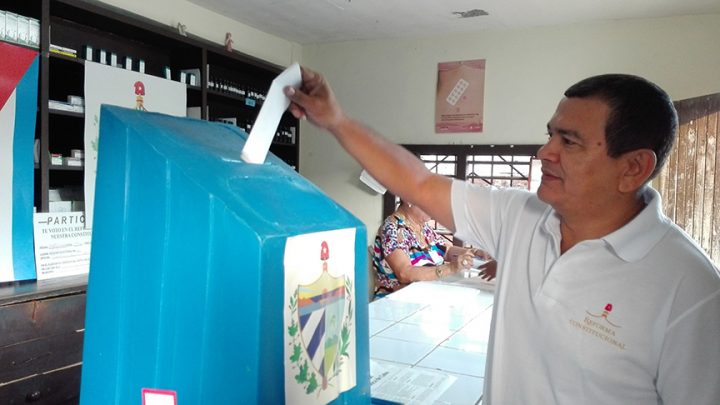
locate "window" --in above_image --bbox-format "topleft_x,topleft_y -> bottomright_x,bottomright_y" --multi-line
382,144 -> 542,244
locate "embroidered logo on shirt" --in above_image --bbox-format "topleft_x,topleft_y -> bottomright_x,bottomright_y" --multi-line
569,303 -> 626,350
586,303 -> 621,328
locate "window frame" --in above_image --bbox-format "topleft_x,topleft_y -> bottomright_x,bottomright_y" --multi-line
382,144 -> 543,245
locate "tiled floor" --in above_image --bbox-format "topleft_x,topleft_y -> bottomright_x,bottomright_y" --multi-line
369,279 -> 495,405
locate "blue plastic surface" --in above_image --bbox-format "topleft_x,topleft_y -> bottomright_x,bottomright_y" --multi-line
80,106 -> 370,404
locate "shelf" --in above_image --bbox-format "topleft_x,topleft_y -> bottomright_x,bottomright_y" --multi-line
49,108 -> 84,118
49,51 -> 85,65
49,165 -> 84,171
207,89 -> 264,108
24,0 -> 299,213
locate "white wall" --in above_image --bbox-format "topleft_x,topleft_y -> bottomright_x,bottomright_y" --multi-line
98,0 -> 301,67
299,14 -> 720,245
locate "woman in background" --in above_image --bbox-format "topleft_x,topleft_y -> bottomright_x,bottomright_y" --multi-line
371,200 -> 495,298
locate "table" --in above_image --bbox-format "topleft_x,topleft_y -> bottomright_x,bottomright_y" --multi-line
369,275 -> 495,405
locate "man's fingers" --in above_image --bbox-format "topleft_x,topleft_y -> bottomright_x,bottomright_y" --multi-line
287,103 -> 305,120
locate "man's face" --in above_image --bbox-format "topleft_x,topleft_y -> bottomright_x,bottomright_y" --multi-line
537,97 -> 625,216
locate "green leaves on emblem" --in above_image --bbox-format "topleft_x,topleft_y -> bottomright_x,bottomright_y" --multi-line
290,343 -> 302,363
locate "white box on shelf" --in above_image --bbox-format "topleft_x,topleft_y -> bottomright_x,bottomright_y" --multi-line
181,68 -> 201,86
49,201 -> 72,213
28,18 -> 39,48
5,12 -> 18,43
138,59 -> 145,73
68,95 -> 84,106
124,56 -> 132,70
65,157 -> 83,167
84,45 -> 93,61
48,189 -> 62,202
50,153 -> 63,165
99,49 -> 107,64
16,15 -> 29,45
71,149 -> 84,158
0,11 -> 6,40
110,52 -> 118,67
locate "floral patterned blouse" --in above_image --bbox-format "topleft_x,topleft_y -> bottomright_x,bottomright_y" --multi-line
371,214 -> 448,297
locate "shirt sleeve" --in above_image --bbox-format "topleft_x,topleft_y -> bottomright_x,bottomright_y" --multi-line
451,179 -> 532,258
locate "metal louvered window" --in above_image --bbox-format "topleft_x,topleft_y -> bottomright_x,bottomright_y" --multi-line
382,144 -> 543,244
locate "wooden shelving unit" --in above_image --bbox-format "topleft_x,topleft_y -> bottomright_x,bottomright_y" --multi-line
6,0 -> 300,213
1,0 -> 300,402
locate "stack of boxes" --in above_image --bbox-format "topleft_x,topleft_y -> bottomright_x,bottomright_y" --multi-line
0,9 -> 40,48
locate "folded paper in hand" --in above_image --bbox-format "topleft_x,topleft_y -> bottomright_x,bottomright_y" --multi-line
240,63 -> 301,164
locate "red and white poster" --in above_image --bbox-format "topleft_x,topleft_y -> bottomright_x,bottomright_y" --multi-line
83,62 -> 186,228
0,42 -> 38,282
435,59 -> 486,133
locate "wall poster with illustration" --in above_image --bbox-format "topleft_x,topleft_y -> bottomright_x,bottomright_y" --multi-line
435,59 -> 485,133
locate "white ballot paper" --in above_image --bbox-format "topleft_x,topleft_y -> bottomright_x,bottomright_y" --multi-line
241,62 -> 302,164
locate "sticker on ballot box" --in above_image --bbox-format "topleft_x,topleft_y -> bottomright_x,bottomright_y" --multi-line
142,388 -> 177,405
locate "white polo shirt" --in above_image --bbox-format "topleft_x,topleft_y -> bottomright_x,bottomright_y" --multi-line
451,180 -> 720,405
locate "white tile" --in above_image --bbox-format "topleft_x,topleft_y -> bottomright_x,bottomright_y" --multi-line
370,335 -> 436,365
369,298 -> 426,322
369,318 -> 395,336
417,369 -> 483,405
441,329 -> 489,354
442,309 -> 493,353
417,347 -> 487,377
402,305 -> 475,331
387,282 -> 482,306
377,321 -> 455,346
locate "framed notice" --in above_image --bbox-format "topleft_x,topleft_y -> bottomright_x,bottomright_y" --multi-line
33,212 -> 91,280
435,59 -> 485,133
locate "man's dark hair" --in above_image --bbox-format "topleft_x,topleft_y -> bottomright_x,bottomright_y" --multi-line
564,74 -> 678,180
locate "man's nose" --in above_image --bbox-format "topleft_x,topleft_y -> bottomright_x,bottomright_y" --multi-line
537,136 -> 558,161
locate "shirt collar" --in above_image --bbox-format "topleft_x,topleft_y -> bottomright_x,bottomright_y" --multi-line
541,187 -> 672,262
602,187 -> 671,262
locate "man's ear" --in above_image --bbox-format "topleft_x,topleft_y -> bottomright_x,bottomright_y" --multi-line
618,149 -> 656,193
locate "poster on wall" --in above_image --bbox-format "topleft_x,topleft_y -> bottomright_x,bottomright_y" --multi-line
84,62 -> 186,228
0,42 -> 39,282
33,212 -> 91,280
283,228 -> 357,404
435,59 -> 486,133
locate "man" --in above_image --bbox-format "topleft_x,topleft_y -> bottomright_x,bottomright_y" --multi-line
284,68 -> 720,404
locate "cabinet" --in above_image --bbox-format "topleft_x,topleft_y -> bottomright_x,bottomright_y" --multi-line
4,0 -> 299,213
1,1 -> 299,401
0,275 -> 87,404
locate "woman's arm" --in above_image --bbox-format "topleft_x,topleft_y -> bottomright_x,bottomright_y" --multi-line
385,249 -> 459,284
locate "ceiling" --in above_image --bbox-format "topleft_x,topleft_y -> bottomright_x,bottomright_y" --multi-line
187,0 -> 720,44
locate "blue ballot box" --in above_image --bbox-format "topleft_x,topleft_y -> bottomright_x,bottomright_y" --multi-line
80,106 -> 371,404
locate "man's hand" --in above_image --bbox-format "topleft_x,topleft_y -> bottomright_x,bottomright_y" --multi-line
284,66 -> 346,133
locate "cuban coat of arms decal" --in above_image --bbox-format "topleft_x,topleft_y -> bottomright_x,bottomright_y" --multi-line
284,228 -> 357,404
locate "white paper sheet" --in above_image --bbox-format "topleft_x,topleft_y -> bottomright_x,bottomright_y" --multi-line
370,360 -> 456,405
241,63 -> 301,164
